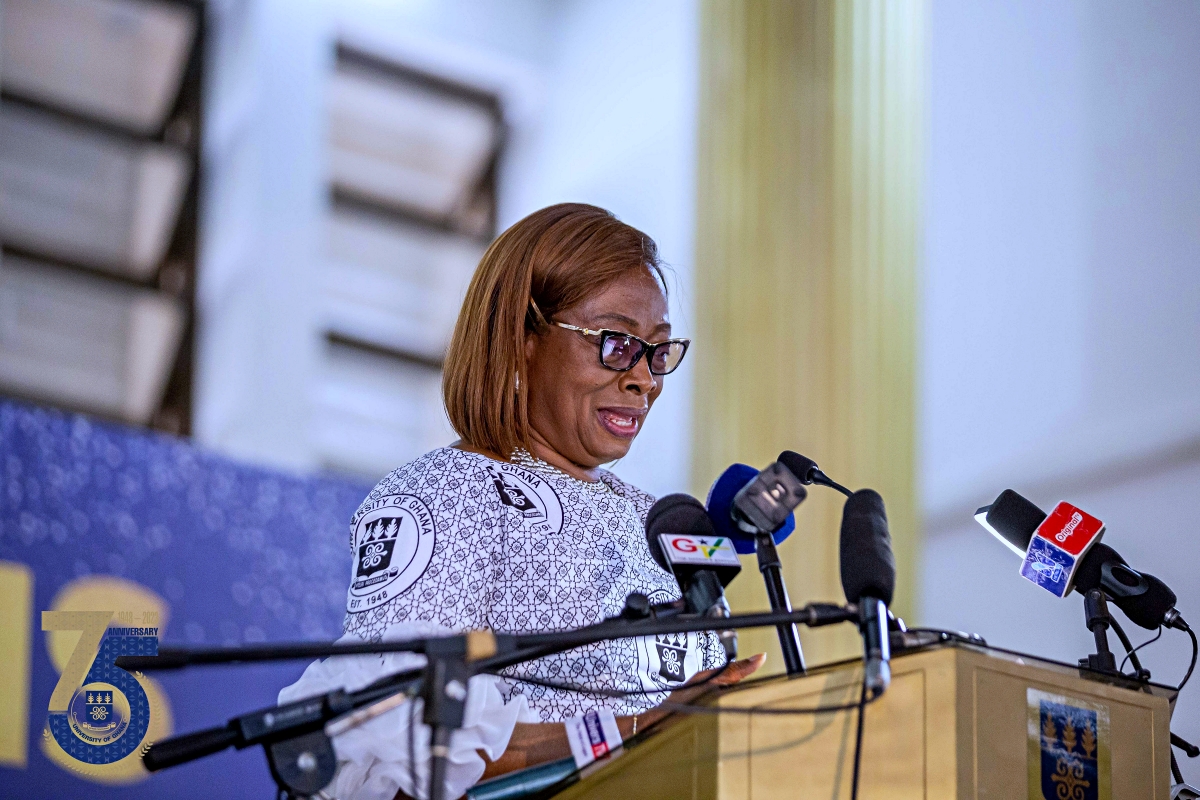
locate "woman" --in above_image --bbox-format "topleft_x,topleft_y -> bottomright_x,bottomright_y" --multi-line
281,204 -> 764,799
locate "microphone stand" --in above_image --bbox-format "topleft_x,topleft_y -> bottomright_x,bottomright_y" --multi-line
124,603 -> 856,799
1079,589 -> 1119,674
754,532 -> 806,675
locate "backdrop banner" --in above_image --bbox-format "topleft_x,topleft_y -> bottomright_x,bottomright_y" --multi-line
0,398 -> 370,798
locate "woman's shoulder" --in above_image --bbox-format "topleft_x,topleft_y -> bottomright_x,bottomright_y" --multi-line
349,447 -> 505,531
597,468 -> 656,515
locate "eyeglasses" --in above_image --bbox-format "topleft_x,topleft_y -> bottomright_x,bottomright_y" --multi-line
551,322 -> 690,376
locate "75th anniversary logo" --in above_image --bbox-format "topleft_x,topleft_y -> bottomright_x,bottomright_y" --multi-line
42,609 -> 158,765
21,575 -> 176,784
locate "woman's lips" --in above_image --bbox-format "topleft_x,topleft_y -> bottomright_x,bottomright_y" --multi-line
597,408 -> 645,439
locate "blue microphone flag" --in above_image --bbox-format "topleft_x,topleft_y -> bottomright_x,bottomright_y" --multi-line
705,463 -> 796,554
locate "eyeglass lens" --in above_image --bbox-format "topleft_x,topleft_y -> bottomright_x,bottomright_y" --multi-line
600,334 -> 685,375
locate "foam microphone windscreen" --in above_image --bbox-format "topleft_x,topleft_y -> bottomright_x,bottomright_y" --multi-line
706,464 -> 796,554
645,493 -> 717,571
777,451 -> 819,484
1109,570 -> 1178,630
839,489 -> 896,605
984,489 -> 1047,552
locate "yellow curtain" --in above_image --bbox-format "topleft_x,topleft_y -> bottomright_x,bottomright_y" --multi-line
692,0 -> 927,669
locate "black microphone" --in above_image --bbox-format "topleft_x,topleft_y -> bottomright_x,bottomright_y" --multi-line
839,489 -> 896,698
729,461 -> 809,535
646,494 -> 742,660
777,451 -> 854,497
977,490 -> 1186,630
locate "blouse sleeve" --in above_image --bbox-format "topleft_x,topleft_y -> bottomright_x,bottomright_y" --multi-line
282,451 -> 524,799
278,619 -> 531,800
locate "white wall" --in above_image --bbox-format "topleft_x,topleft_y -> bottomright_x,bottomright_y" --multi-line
195,0 -> 328,471
923,0 -> 1200,521
921,0 -> 1200,778
195,0 -> 701,496
502,0 -> 700,500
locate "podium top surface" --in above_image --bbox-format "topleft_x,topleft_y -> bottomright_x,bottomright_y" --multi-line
723,637 -> 1179,704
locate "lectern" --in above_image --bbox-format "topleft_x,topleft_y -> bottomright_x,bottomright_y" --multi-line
522,641 -> 1175,799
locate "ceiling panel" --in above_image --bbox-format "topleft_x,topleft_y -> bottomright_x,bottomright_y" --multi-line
0,103 -> 191,279
1,0 -> 197,134
312,340 -> 456,480
0,254 -> 186,423
323,208 -> 483,360
328,63 -> 499,221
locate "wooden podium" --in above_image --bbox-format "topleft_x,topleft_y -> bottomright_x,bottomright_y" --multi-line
545,642 -> 1175,799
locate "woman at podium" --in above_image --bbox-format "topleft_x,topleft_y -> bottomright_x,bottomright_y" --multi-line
280,203 -> 763,799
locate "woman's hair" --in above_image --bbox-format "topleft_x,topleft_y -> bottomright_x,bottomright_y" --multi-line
443,203 -> 665,459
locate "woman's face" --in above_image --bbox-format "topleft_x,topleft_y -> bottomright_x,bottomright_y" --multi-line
524,269 -> 671,472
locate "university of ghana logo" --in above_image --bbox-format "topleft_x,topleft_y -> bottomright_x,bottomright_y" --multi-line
347,494 -> 436,613
636,589 -> 701,690
67,682 -> 130,747
486,463 -> 563,536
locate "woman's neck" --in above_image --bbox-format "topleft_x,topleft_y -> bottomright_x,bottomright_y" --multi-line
451,438 -> 601,483
527,432 -> 602,483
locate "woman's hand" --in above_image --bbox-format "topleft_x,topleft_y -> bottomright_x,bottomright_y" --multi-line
478,655 -> 767,783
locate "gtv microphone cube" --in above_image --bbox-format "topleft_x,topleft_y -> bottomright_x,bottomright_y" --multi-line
1018,502 -> 1104,597
658,533 -> 742,586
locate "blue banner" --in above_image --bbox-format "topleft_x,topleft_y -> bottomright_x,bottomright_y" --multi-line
0,399 -> 370,798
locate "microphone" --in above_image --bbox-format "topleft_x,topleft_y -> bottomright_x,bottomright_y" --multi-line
705,460 -> 809,674
777,451 -> 854,497
645,494 -> 742,660
706,464 -> 797,554
976,490 -> 1186,630
839,489 -> 896,698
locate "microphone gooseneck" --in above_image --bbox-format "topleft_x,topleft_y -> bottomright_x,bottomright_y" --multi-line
777,451 -> 854,497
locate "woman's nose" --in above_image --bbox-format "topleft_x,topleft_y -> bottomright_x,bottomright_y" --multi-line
619,357 -> 658,395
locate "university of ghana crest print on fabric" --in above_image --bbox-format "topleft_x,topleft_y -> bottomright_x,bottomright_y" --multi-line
338,448 -> 724,720
346,494 -> 435,614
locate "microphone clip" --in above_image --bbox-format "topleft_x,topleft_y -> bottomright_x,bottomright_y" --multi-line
1078,589 -> 1120,675
732,461 -> 808,534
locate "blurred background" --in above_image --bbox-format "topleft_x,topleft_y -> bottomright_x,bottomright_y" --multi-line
1,0 -> 1198,794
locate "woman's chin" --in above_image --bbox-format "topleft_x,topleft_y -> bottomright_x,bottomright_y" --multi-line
588,429 -> 636,462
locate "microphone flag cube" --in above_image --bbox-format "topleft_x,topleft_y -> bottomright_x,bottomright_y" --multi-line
1018,502 -> 1105,597
658,533 -> 742,585
659,534 -> 741,567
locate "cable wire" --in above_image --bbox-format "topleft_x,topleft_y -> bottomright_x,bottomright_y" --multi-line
1178,624 -> 1198,694
850,679 -> 867,800
484,658 -> 735,701
1119,626 -> 1162,675
490,669 -> 882,716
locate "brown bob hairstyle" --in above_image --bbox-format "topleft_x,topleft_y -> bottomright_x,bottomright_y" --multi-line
442,203 -> 666,459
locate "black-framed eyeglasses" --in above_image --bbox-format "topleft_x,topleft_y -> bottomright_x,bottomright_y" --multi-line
552,322 -> 690,375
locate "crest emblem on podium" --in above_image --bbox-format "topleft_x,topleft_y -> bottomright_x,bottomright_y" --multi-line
1027,688 -> 1110,800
